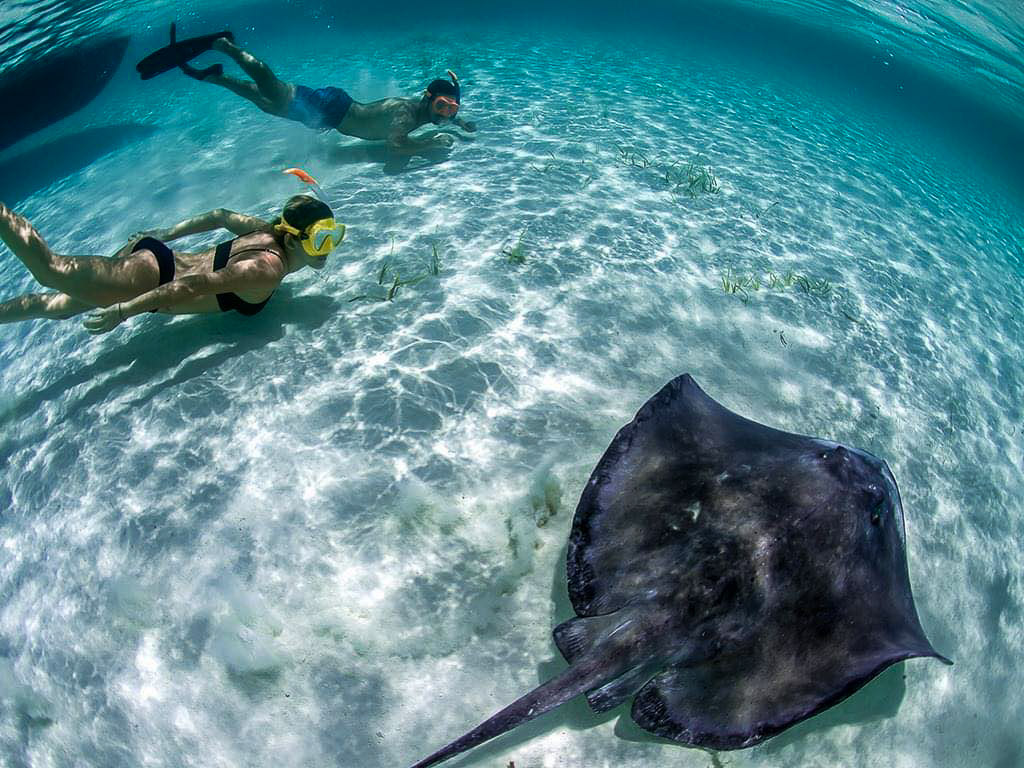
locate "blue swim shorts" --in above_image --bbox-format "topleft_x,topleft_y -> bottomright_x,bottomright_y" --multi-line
285,85 -> 353,130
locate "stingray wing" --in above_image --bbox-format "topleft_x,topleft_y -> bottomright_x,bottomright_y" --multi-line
567,373 -> 803,616
631,629 -> 945,749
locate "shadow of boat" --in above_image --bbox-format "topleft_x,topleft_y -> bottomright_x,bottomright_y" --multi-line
0,35 -> 130,150
0,123 -> 157,204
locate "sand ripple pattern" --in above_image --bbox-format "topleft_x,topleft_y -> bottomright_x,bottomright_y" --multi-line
1,26 -> 1022,768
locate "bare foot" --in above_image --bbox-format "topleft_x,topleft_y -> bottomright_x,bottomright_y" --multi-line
180,62 -> 223,81
212,36 -> 236,54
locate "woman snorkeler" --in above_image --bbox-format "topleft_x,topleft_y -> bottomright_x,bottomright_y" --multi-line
0,191 -> 344,334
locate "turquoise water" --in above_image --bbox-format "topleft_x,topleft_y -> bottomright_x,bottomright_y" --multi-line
1,2 -> 1022,767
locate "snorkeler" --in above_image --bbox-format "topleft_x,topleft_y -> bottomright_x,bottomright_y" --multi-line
138,25 -> 476,155
0,193 -> 345,334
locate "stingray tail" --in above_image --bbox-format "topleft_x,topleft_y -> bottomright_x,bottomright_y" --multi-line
407,655 -> 614,768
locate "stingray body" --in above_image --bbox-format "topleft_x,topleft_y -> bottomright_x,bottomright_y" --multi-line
409,374 -> 950,768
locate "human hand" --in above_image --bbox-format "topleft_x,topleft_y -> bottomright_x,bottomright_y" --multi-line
83,304 -> 126,335
462,120 -> 477,133
434,133 -> 455,149
111,231 -> 153,259
127,230 -> 161,245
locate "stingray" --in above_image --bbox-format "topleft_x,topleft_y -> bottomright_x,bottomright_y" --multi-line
408,374 -> 950,767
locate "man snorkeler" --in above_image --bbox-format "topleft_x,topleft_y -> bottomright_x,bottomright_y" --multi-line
137,26 -> 476,155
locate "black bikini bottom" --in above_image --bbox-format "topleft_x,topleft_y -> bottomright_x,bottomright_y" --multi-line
132,236 -> 175,285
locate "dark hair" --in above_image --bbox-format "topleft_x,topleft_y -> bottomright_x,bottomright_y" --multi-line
426,77 -> 460,103
271,194 -> 333,235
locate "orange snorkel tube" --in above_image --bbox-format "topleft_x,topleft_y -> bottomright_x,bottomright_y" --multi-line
283,167 -> 329,203
279,168 -> 345,258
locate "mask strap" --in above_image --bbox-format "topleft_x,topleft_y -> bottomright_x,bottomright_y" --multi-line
275,219 -> 303,237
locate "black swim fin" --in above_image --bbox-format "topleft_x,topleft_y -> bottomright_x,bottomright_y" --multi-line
135,23 -> 233,80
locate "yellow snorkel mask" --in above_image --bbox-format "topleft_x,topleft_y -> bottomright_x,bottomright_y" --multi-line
276,215 -> 345,257
278,168 -> 346,257
278,216 -> 346,257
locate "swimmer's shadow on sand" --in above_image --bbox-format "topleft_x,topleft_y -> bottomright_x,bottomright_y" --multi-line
318,131 -> 473,175
434,540 -> 914,768
0,292 -> 336,456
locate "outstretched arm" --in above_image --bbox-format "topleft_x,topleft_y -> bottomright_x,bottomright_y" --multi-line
112,209 -> 269,258
387,131 -> 454,155
82,255 -> 283,334
386,107 -> 454,155
452,116 -> 477,133
139,209 -> 269,243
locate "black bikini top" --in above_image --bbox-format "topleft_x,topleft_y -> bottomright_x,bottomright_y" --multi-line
212,237 -> 278,316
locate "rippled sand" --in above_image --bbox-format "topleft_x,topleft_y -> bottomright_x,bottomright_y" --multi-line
1,23 -> 1022,768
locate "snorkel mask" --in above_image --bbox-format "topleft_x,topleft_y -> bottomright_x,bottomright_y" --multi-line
278,168 -> 346,257
427,70 -> 461,120
277,216 -> 346,257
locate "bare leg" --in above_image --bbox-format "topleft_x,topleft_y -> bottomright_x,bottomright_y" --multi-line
201,38 -> 294,116
0,292 -> 93,324
201,71 -> 282,115
0,203 -> 159,306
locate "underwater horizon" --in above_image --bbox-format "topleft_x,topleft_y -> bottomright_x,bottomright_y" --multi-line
1,1 -> 1022,767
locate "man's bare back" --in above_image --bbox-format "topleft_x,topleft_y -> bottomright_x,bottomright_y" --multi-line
339,96 -> 452,153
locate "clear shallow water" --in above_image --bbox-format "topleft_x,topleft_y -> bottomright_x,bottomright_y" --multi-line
0,4 -> 1023,768
2,0 -> 1023,115
735,0 -> 1024,110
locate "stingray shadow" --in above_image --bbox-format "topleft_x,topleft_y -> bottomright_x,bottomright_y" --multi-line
0,124 -> 158,205
0,292 -> 336,463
